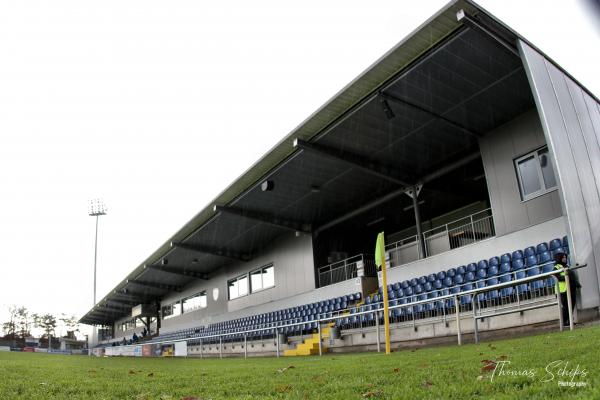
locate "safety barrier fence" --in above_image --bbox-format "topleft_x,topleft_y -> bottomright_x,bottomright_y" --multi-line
386,209 -> 494,266
317,254 -> 377,287
94,264 -> 583,358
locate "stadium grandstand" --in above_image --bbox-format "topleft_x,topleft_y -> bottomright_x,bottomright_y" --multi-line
80,0 -> 600,358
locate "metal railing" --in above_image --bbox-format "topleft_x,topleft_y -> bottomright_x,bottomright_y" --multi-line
317,254 -> 376,287
386,208 -> 494,266
96,264 -> 584,358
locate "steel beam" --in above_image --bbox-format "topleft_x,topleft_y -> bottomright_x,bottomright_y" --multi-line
293,138 -> 413,186
111,290 -> 155,304
98,305 -> 129,313
126,279 -> 182,292
380,92 -> 482,138
315,152 -> 480,234
146,264 -> 208,280
106,298 -> 139,306
456,10 -> 519,57
171,242 -> 251,262
214,205 -> 311,233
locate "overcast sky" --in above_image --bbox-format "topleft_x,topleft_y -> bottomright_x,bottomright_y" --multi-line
0,0 -> 598,337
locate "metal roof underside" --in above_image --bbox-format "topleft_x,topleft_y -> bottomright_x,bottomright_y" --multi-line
81,0 -> 542,325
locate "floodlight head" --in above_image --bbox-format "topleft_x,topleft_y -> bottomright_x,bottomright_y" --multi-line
88,198 -> 107,216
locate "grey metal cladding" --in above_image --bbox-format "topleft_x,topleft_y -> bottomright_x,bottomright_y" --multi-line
519,40 -> 600,309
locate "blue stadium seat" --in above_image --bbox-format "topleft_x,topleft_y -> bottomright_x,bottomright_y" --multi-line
436,271 -> 446,280
443,277 -> 453,287
427,274 -> 436,283
410,278 -> 418,287
549,238 -> 562,251
525,255 -> 538,267
488,256 -> 500,267
539,251 -> 553,265
524,246 -> 536,258
433,280 -> 443,290
500,253 -> 511,264
499,274 -> 514,297
475,280 -> 486,301
512,250 -> 524,260
499,262 -> 511,274
467,263 -> 477,273
536,242 -> 548,254
487,265 -> 499,276
457,265 -> 466,274
477,260 -> 488,270
476,268 -> 487,280
446,268 -> 456,277
512,258 -> 524,270
454,274 -> 464,285
485,278 -> 499,300
460,283 -> 473,305
465,271 -> 476,282
527,266 -> 544,290
414,284 -> 424,295
418,276 -> 427,285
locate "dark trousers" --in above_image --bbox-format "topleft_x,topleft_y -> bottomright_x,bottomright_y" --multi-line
560,292 -> 575,325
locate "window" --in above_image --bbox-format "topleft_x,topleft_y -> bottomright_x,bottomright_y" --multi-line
250,264 -> 275,293
228,275 -> 249,300
514,146 -> 557,201
121,319 -> 136,331
182,292 -> 207,313
161,301 -> 181,320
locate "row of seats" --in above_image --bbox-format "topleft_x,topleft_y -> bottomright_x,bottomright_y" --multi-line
154,292 -> 362,343
110,237 -> 568,345
337,237 -> 568,328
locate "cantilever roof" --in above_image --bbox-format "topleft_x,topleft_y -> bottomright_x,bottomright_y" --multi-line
80,0 -> 595,325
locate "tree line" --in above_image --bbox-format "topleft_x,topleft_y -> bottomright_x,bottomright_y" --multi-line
1,305 -> 80,346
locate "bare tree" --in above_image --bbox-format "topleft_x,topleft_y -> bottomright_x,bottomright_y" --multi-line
15,307 -> 31,339
58,314 -> 80,338
1,305 -> 18,339
33,313 -> 57,338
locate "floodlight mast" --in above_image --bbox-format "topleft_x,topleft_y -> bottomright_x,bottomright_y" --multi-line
88,199 -> 107,307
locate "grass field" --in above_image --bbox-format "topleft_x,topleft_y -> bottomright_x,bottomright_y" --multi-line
1,324 -> 599,399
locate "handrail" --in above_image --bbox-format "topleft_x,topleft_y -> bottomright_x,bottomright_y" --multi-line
421,208 -> 492,237
384,208 -> 494,260
317,253 -> 365,273
107,264 -> 586,354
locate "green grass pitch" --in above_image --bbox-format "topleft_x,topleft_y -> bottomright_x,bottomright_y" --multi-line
1,324 -> 599,399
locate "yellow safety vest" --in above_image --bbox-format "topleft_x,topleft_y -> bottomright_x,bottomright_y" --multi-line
555,264 -> 567,293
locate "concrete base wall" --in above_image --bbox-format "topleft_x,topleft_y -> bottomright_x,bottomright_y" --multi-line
185,300 -> 593,358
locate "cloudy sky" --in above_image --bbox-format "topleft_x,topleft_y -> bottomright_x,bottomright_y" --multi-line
0,0 -> 598,337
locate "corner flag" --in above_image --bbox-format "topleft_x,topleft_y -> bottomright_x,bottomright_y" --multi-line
375,232 -> 385,269
374,231 -> 391,354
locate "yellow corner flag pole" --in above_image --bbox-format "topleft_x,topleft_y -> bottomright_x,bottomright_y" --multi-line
376,232 -> 392,354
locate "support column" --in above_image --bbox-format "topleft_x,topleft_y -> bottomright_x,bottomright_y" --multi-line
406,185 -> 426,259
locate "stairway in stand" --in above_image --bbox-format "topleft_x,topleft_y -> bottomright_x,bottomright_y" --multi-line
283,324 -> 333,356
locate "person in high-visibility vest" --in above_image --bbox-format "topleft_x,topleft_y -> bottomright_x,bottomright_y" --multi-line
554,252 -> 579,326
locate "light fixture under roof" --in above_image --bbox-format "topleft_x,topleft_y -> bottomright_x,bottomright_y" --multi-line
261,180 -> 275,192
379,97 -> 395,119
310,185 -> 321,193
